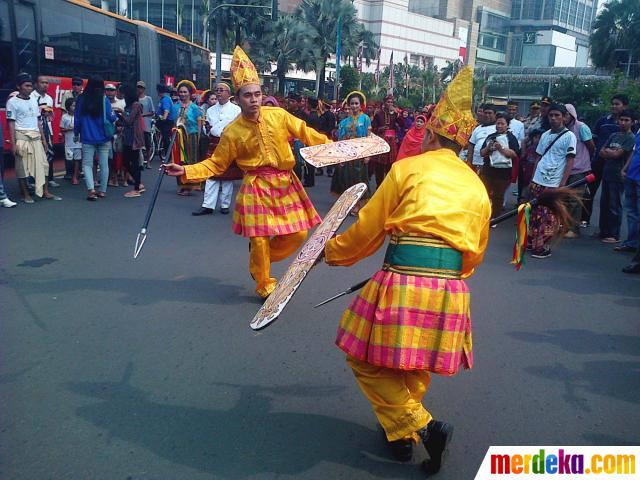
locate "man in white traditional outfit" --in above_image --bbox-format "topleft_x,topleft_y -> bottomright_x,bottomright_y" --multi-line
193,82 -> 242,216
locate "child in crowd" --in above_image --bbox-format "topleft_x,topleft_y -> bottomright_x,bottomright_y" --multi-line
60,98 -> 82,184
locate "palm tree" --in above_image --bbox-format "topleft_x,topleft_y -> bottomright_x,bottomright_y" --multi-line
342,24 -> 378,69
590,0 -> 640,77
296,0 -> 359,98
439,59 -> 462,83
250,15 -> 317,94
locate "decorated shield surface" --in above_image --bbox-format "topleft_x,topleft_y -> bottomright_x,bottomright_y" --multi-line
250,182 -> 368,330
300,135 -> 390,168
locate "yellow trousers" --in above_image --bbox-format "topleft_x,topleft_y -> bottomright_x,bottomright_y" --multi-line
249,231 -> 308,298
347,355 -> 433,442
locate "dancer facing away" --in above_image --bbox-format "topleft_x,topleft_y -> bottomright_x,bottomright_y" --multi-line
323,67 -> 491,474
164,47 -> 331,298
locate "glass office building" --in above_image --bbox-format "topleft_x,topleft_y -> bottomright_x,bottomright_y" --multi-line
90,0 -> 207,46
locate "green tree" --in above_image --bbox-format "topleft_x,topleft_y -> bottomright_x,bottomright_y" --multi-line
339,65 -> 360,94
342,24 -> 378,69
590,0 -> 640,77
250,15 -> 316,95
296,0 -> 360,98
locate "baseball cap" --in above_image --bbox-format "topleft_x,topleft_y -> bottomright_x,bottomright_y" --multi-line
530,101 -> 541,108
136,80 -> 146,88
540,96 -> 552,105
104,83 -> 117,90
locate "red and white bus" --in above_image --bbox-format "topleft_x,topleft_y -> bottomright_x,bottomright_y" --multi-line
1,0 -> 211,150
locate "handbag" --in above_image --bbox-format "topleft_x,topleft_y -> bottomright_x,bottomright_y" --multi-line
103,98 -> 116,138
489,134 -> 512,168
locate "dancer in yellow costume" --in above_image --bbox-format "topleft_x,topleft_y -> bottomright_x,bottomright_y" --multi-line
323,67 -> 491,474
165,47 -> 330,298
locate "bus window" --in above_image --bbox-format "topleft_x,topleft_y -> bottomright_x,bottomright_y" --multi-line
0,0 -> 14,105
15,2 -> 37,77
82,9 -> 116,79
177,47 -> 191,83
41,2 -> 83,79
117,29 -> 137,88
159,35 -> 177,86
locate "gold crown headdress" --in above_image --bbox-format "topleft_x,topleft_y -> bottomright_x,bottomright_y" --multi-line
176,79 -> 197,93
427,66 -> 476,147
231,46 -> 260,92
342,90 -> 367,111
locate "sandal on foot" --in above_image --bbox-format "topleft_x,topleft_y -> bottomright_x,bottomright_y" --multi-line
87,190 -> 97,201
124,190 -> 141,198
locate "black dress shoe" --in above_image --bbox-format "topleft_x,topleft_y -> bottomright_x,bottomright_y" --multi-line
379,425 -> 413,462
388,438 -> 414,462
419,420 -> 453,475
220,207 -> 230,214
622,261 -> 640,274
192,207 -> 213,216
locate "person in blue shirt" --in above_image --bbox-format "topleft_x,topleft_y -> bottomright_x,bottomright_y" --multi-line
619,131 -> 640,256
173,80 -> 203,195
155,83 -> 174,158
583,94 -> 629,227
74,76 -> 117,200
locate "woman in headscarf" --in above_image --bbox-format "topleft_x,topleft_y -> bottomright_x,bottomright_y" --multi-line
330,90 -> 371,215
172,79 -> 203,195
396,114 -> 427,161
262,96 -> 280,107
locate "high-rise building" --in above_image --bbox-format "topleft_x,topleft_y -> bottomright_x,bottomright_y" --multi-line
508,0 -> 598,67
353,0 -> 468,70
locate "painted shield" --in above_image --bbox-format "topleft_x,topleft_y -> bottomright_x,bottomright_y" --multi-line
250,182 -> 368,330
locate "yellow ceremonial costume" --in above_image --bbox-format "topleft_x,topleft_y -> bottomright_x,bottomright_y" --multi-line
182,47 -> 331,298
325,67 -> 491,445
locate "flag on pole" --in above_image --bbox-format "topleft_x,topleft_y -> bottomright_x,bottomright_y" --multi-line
388,50 -> 394,94
404,52 -> 409,91
374,47 -> 381,87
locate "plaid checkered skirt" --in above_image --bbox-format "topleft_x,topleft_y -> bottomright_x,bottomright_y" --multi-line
232,167 -> 321,237
335,270 -> 473,375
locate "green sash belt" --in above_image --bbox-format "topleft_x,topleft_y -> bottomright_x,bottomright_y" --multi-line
383,235 -> 463,279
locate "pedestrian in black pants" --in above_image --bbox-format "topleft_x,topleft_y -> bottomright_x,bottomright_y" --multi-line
118,86 -> 145,198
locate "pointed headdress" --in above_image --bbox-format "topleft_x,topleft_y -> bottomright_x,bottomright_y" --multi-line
427,66 -> 476,147
231,46 -> 260,92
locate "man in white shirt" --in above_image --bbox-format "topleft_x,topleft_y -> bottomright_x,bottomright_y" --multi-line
30,75 -> 59,185
529,103 -> 577,258
467,104 -> 497,173
193,82 -> 241,216
136,80 -> 155,168
507,101 -> 525,146
7,73 -> 61,202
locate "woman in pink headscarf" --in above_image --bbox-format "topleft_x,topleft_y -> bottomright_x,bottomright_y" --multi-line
262,96 -> 280,107
396,114 -> 427,161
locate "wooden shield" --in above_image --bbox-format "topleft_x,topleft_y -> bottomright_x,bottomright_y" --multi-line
300,135 -> 390,168
250,182 -> 368,330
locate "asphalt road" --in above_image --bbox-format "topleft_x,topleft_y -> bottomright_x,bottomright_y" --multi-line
1,169 -> 639,480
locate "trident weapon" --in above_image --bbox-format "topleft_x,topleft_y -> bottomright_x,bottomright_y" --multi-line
314,174 -> 596,307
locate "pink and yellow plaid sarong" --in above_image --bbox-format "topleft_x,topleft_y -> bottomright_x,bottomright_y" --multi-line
232,167 -> 321,237
335,270 -> 473,375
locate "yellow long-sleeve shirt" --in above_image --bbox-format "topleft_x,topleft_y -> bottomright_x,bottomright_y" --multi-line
325,148 -> 491,277
183,106 -> 330,182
